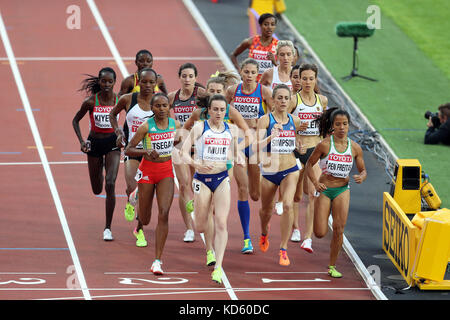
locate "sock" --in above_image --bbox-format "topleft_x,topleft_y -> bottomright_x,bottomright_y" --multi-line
237,200 -> 250,240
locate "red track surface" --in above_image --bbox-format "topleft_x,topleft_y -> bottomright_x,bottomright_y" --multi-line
0,0 -> 375,301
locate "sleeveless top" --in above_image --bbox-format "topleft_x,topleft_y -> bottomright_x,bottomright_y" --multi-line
265,113 -> 296,154
126,92 -> 154,148
89,93 -> 118,133
319,136 -> 353,178
172,86 -> 198,126
232,83 -> 266,120
142,117 -> 176,158
271,66 -> 293,91
248,35 -> 278,77
196,120 -> 233,163
292,92 -> 323,136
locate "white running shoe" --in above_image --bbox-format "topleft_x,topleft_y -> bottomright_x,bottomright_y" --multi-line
150,260 -> 164,275
275,202 -> 283,215
301,238 -> 313,253
103,228 -> 114,241
290,229 -> 301,242
183,229 -> 195,242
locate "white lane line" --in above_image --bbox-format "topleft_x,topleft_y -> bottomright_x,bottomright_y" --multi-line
85,0 -> 129,78
0,56 -> 220,61
0,12 -> 91,300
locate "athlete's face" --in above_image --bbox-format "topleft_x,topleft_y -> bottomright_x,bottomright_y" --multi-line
135,53 -> 153,71
180,68 -> 197,89
300,69 -> 317,93
152,96 -> 170,119
99,71 -> 115,92
241,63 -> 258,84
207,82 -> 225,96
332,114 -> 349,138
260,17 -> 276,38
277,46 -> 294,67
273,88 -> 291,112
139,71 -> 157,95
290,68 -> 301,92
208,100 -> 227,123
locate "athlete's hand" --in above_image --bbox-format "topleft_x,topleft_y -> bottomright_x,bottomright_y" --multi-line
298,121 -> 309,132
80,140 -> 90,153
116,134 -> 125,148
353,174 -> 364,184
270,124 -> 282,139
145,149 -> 160,161
313,181 -> 327,193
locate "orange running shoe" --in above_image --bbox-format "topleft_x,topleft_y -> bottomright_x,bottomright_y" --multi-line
279,249 -> 290,266
259,234 -> 269,252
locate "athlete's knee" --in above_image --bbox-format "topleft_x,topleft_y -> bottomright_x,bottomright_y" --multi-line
294,193 -> 303,203
283,201 -> 293,214
314,225 -> 327,239
104,180 -> 115,195
250,190 -> 260,202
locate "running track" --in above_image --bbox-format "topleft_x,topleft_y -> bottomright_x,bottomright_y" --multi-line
0,0 -> 377,302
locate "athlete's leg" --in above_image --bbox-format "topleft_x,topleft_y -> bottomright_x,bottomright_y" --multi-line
303,163 -> 321,240
103,150 -> 120,230
279,171 -> 299,250
313,193 -> 332,239
87,154 -> 104,195
154,177 -> 175,261
329,189 -> 350,267
212,177 -> 231,270
174,162 -> 194,233
136,182 -> 156,231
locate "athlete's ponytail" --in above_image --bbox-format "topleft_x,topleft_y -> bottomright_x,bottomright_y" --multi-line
78,67 -> 116,96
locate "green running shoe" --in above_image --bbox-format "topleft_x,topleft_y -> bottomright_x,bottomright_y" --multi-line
185,199 -> 194,214
206,250 -> 216,266
133,228 -> 147,247
241,238 -> 254,254
328,266 -> 342,278
211,267 -> 223,284
124,202 -> 135,222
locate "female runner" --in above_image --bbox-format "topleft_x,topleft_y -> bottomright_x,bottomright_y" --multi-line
168,62 -> 206,242
305,107 -> 366,277
259,40 -> 295,91
256,84 -> 303,266
72,67 -> 120,241
226,58 -> 273,254
109,68 -> 157,247
124,93 -> 180,275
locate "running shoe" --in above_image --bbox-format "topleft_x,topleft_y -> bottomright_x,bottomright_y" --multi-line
206,250 -> 216,266
279,249 -> 290,266
259,234 -> 269,252
124,202 -> 135,222
275,202 -> 283,215
133,228 -> 147,247
183,229 -> 195,242
241,238 -> 254,254
300,238 -> 314,253
103,228 -> 114,241
211,267 -> 223,284
290,229 -> 301,242
328,266 -> 342,278
150,260 -> 164,275
185,199 -> 194,214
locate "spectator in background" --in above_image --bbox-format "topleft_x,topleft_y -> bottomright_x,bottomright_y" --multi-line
424,103 -> 450,145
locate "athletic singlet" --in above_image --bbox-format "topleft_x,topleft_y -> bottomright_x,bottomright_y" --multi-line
199,104 -> 231,122
233,83 -> 266,120
132,72 -> 160,93
89,93 -> 119,133
319,135 -> 353,178
142,117 -> 176,158
126,92 -> 154,148
265,113 -> 296,154
248,35 -> 278,76
196,120 -> 232,162
271,66 -> 293,91
292,92 -> 323,136
172,86 -> 198,126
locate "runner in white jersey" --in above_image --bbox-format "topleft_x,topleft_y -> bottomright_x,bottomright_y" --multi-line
168,63 -> 206,243
288,63 -> 328,253
305,107 -> 367,278
260,40 -> 295,92
180,94 -> 242,284
109,68 -> 157,247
